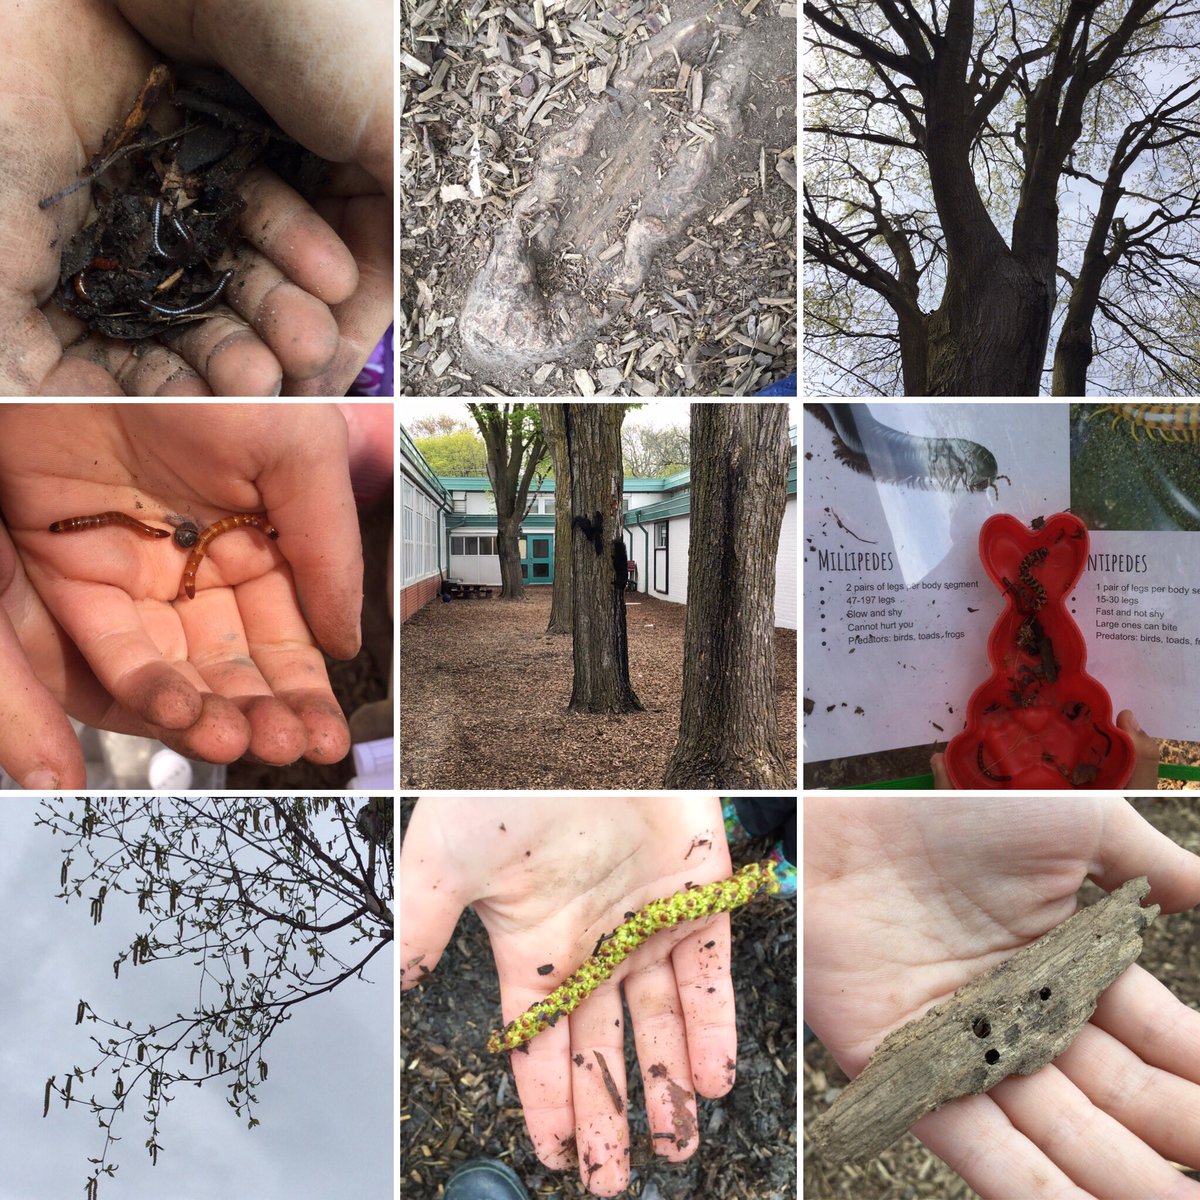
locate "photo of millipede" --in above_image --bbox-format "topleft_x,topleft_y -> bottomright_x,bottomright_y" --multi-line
48,512 -> 170,538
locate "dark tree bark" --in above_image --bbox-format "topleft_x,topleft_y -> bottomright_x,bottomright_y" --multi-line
805,0 -> 1170,396
538,403 -> 573,635
468,404 -> 547,600
563,404 -> 642,714
664,404 -> 789,789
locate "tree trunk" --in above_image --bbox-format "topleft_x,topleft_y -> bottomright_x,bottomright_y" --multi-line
563,404 -> 642,714
538,403 -> 573,635
468,404 -> 547,601
664,404 -> 789,788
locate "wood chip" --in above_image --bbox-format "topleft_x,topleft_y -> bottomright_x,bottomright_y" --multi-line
518,83 -> 551,132
741,0 -> 762,14
573,368 -> 596,396
775,158 -> 797,190
691,68 -> 702,113
588,65 -> 609,95
439,184 -> 477,203
599,241 -> 624,262
684,121 -> 714,143
713,195 -> 751,226
532,363 -> 555,384
401,52 -> 431,76
430,350 -> 453,377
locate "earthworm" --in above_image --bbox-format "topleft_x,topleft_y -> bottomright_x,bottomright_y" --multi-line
1089,403 -> 1200,443
138,269 -> 234,318
486,861 -> 780,1053
71,257 -> 121,304
48,511 -> 169,538
812,404 -> 1011,498
181,513 -> 279,599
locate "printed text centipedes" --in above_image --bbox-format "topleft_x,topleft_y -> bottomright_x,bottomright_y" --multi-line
181,513 -> 279,599
487,861 -> 780,1053
48,512 -> 170,538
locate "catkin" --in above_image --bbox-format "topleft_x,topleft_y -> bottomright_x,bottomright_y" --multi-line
487,860 -> 779,1053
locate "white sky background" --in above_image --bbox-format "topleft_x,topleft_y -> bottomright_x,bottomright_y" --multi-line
0,799 -> 392,1200
400,400 -> 802,433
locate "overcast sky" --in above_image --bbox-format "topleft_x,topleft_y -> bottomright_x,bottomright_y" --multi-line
0,799 -> 393,1200
401,400 -> 801,432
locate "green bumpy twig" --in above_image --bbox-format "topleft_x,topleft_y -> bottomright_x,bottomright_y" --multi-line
487,860 -> 780,1053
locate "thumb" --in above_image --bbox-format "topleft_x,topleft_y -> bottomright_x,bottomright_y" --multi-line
930,751 -> 952,790
1116,709 -> 1160,790
399,822 -> 467,993
1090,798 -> 1200,914
257,406 -> 363,659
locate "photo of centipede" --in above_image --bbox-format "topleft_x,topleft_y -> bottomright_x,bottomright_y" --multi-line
1070,403 -> 1200,531
806,403 -> 1010,499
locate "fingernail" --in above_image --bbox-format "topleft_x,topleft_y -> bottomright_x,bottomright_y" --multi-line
22,769 -> 61,790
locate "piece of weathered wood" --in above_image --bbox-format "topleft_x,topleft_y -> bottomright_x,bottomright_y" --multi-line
808,877 -> 1159,1163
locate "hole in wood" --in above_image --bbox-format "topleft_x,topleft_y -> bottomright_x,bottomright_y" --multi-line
972,1017 -> 991,1038
985,1048 -> 1000,1065
1039,986 -> 1052,1000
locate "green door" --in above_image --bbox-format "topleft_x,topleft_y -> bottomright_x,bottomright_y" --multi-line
519,534 -> 554,583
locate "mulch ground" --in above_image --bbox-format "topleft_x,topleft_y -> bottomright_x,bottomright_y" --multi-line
399,589 -> 797,789
399,798 -> 798,1199
803,798 -> 1200,1198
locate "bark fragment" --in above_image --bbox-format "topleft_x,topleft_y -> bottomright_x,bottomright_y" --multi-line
808,877 -> 1159,1163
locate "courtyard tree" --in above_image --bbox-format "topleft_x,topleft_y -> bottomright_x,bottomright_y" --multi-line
538,403 -> 573,635
805,0 -> 1200,395
467,404 -> 548,600
562,404 -> 642,714
664,405 -> 790,789
38,797 -> 393,1199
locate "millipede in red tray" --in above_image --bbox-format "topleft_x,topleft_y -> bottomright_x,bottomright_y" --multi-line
181,513 -> 278,598
48,511 -> 170,538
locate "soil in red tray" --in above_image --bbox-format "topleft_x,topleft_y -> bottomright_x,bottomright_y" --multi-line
44,63 -> 325,342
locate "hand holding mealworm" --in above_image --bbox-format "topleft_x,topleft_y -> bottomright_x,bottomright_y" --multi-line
0,403 -> 362,776
805,796 -> 1200,1196
401,797 -> 786,1197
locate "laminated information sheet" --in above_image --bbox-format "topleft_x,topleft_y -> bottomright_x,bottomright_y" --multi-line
803,402 -> 1200,767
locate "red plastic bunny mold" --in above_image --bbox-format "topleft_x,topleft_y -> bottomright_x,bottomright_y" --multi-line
945,513 -> 1135,788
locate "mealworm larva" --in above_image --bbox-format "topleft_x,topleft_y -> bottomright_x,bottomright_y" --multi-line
1089,403 -> 1200,443
181,513 -> 279,599
48,512 -> 170,538
486,861 -> 780,1054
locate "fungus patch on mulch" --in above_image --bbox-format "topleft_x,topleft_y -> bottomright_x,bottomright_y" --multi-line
399,590 -> 797,788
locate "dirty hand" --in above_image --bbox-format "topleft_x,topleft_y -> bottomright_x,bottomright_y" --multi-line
0,519 -> 89,787
930,709 -> 1162,790
401,797 -> 747,1199
805,796 -> 1200,1200
0,403 -> 361,775
112,0 -> 394,394
1,0 -> 368,395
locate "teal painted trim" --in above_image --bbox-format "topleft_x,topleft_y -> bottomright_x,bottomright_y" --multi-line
447,513 -> 556,529
623,494 -> 692,523
400,425 -> 452,505
439,476 -> 669,492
